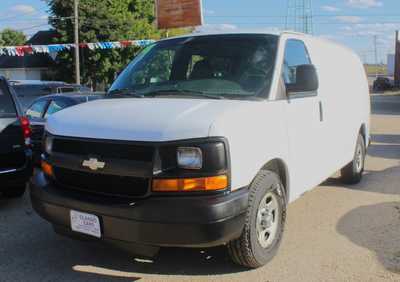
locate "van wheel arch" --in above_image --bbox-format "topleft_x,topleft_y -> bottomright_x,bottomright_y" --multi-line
261,159 -> 289,203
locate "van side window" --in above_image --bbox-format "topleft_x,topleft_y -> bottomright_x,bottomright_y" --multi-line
282,39 -> 312,86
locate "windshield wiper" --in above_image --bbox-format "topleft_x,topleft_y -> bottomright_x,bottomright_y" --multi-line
145,89 -> 225,100
107,88 -> 144,98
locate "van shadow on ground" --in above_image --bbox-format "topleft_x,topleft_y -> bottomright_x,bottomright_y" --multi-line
323,133 -> 400,274
322,133 -> 400,195
337,202 -> 400,274
322,165 -> 400,196
1,202 -> 249,282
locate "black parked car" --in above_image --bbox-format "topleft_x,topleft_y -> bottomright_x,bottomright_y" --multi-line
10,80 -> 91,111
26,93 -> 104,164
373,77 -> 394,92
0,76 -> 33,198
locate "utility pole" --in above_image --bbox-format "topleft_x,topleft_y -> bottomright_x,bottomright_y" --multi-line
74,0 -> 80,85
373,35 -> 378,78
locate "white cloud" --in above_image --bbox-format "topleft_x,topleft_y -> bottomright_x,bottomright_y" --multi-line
346,0 -> 383,9
341,23 -> 400,37
335,16 -> 363,23
10,4 -> 36,14
319,34 -> 340,41
321,5 -> 341,12
340,23 -> 398,56
195,23 -> 238,33
204,9 -> 215,15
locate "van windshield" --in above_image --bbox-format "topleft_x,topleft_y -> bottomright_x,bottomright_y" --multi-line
109,34 -> 278,100
0,85 -> 16,118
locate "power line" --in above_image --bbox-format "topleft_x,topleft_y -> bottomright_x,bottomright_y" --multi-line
0,10 -> 39,22
205,21 -> 400,25
14,24 -> 50,32
0,16 -> 73,23
205,14 -> 400,18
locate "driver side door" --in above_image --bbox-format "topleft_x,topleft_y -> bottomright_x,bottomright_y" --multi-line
283,39 -> 325,198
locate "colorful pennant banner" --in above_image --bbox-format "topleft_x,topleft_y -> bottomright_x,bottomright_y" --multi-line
0,39 -> 155,57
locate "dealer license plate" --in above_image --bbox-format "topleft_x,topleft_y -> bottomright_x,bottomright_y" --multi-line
70,210 -> 101,238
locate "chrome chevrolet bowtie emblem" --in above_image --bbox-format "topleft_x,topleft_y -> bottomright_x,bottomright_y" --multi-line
82,158 -> 105,171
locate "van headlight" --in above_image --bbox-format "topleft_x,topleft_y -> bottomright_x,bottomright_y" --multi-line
44,136 -> 53,154
177,147 -> 202,169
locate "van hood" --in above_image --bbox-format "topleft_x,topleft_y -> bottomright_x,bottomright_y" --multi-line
46,98 -> 246,142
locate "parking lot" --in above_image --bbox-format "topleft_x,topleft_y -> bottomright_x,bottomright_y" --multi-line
1,94 -> 400,282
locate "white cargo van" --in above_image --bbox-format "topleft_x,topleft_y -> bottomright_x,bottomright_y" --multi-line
31,31 -> 370,268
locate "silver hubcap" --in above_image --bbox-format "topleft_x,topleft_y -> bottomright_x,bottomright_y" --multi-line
256,190 -> 280,249
355,145 -> 364,172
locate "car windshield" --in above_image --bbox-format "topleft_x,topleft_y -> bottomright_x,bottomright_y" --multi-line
109,34 -> 278,100
0,85 -> 16,118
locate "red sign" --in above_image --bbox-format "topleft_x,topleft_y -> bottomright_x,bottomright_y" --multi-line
156,0 -> 203,29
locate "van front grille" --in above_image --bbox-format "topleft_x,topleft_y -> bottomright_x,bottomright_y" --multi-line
53,167 -> 149,198
52,138 -> 154,162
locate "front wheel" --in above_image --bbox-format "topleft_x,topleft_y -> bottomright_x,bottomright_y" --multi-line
227,170 -> 286,268
340,134 -> 366,184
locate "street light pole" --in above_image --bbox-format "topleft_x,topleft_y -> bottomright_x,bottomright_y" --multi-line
74,0 -> 80,85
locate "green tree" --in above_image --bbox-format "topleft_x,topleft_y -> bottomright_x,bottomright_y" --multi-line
46,0 -> 159,90
0,28 -> 26,46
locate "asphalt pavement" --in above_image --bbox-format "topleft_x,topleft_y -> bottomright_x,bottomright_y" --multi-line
1,94 -> 400,282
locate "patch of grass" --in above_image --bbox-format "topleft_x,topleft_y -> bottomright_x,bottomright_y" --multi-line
365,64 -> 387,76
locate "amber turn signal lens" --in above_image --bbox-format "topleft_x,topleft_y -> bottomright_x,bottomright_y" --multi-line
152,175 -> 228,192
41,161 -> 53,177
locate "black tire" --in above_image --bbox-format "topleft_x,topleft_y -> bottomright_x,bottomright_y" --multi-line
227,170 -> 286,268
340,134 -> 366,184
2,184 -> 26,198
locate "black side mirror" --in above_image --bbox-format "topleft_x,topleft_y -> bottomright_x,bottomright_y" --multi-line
286,64 -> 319,94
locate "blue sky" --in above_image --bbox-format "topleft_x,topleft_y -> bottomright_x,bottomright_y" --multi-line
1,0 -> 399,63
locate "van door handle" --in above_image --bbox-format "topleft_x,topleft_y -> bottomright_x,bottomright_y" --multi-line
319,101 -> 324,122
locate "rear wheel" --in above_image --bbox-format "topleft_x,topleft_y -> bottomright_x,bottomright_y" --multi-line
340,134 -> 365,184
227,170 -> 286,268
2,184 -> 26,198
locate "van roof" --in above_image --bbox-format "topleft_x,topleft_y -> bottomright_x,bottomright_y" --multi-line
157,29 -> 354,57
158,29 -> 312,42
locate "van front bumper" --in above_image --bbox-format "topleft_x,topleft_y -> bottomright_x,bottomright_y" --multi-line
30,172 -> 248,256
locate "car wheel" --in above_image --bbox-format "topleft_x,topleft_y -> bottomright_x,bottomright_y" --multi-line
2,184 -> 26,198
340,134 -> 366,184
227,170 -> 286,268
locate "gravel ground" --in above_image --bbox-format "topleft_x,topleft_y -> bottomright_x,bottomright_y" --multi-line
1,95 -> 400,282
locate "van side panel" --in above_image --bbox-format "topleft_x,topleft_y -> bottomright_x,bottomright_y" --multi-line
211,34 -> 370,204
304,37 -> 370,178
209,101 -> 291,194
